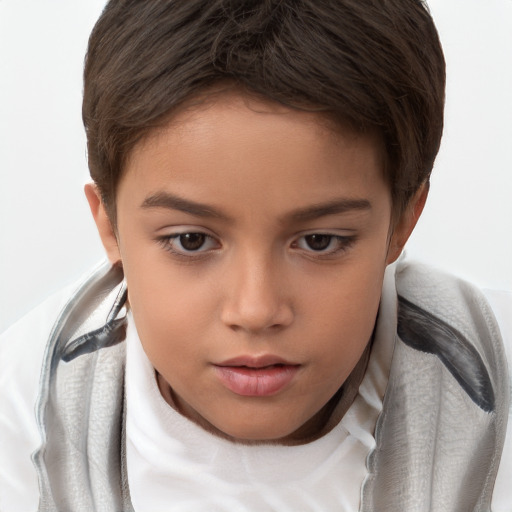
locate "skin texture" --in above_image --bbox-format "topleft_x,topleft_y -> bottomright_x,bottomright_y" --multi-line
86,92 -> 426,443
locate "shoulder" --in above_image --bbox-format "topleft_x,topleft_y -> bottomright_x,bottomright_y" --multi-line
0,277 -> 87,392
0,283 -> 77,511
395,259 -> 509,345
482,290 -> 512,510
0,262 -> 115,512
394,259 -> 512,509
481,288 -> 512,346
0,281 -> 78,413
394,259 -> 510,402
394,258 -> 512,357
482,289 -> 512,510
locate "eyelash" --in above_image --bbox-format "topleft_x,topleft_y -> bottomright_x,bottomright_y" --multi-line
291,234 -> 356,258
157,232 -> 356,260
157,232 -> 220,259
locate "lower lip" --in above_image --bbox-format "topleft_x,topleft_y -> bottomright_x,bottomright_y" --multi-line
213,365 -> 300,397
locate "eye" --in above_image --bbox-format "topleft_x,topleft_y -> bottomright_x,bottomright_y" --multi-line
159,231 -> 220,256
293,233 -> 355,255
176,233 -> 209,251
301,234 -> 334,251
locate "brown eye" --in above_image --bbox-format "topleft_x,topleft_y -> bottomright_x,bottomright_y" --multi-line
293,233 -> 355,256
304,234 -> 332,251
179,233 -> 206,251
159,231 -> 220,258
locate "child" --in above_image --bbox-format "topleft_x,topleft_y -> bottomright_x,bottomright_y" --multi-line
1,0 -> 511,510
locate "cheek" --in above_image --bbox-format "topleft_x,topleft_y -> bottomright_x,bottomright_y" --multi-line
303,258 -> 385,369
123,257 -> 219,369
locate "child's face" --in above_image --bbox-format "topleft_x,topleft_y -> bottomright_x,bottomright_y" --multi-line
88,91 -> 421,443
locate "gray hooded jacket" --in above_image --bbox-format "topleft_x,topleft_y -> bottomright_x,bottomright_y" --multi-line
32,261 -> 509,512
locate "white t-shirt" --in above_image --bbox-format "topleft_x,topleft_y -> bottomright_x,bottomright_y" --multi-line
1,264 -> 511,511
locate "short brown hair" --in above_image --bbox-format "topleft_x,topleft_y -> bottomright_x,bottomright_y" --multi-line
83,0 -> 445,223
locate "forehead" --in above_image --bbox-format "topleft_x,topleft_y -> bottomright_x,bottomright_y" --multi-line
132,90 -> 370,161
118,91 -> 388,218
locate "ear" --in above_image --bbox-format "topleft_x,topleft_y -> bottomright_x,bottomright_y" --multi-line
386,183 -> 429,264
84,183 -> 122,265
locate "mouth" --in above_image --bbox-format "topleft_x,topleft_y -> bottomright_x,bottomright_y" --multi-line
213,356 -> 300,397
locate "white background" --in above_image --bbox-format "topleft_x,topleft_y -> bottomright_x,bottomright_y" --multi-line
1,0 -> 511,333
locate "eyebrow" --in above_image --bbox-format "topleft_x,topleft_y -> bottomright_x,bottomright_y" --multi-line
141,192 -> 229,219
140,191 -> 371,222
286,198 -> 372,222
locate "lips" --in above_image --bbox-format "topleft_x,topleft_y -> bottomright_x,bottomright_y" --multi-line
213,356 -> 300,397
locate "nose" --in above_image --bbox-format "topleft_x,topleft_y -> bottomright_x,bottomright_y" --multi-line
220,252 -> 294,334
